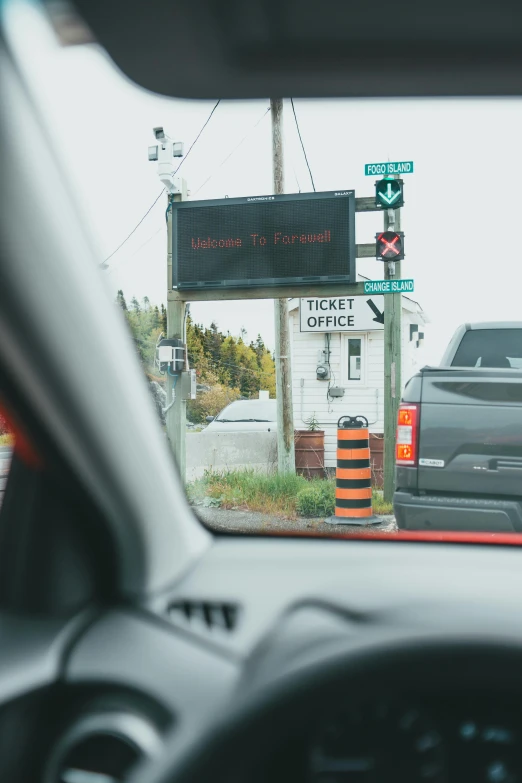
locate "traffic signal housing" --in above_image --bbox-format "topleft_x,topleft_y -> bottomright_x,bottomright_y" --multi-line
375,178 -> 404,208
376,231 -> 405,261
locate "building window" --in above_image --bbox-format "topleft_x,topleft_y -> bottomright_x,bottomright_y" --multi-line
348,338 -> 362,379
347,336 -> 363,381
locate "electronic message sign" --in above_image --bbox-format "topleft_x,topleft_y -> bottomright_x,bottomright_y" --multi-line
171,191 -> 356,290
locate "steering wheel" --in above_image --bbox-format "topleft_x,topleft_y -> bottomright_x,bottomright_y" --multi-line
132,636 -> 522,783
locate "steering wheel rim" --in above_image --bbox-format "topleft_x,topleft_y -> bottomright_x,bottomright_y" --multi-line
132,635 -> 522,783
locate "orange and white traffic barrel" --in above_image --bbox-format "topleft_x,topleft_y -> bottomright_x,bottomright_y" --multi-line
326,415 -> 378,526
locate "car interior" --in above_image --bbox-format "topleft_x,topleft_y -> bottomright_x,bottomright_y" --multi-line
2,1 -> 522,782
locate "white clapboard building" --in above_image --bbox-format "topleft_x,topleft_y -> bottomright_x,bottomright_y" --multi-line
288,276 -> 428,475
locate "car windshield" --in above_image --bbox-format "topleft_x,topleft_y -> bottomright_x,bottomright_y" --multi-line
19,0 -> 522,544
452,330 -> 522,369
215,402 -> 276,422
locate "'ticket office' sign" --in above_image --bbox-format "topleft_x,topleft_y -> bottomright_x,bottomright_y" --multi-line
171,191 -> 356,290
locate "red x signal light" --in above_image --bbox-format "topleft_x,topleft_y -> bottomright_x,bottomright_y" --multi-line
376,231 -> 405,261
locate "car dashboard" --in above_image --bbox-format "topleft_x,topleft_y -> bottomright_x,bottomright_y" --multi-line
260,689 -> 522,783
2,537 -> 522,783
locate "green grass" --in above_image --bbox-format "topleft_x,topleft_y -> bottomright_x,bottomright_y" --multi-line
188,469 -> 310,518
187,469 -> 393,518
372,490 -> 393,515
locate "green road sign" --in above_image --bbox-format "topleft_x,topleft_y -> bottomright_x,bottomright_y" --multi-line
365,161 -> 414,176
376,178 -> 404,208
364,279 -> 414,295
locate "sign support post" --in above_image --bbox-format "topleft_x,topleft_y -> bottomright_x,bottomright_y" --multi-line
271,98 -> 296,474
167,187 -> 187,483
383,199 -> 402,504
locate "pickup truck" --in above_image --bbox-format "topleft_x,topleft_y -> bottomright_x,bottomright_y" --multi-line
394,322 -> 522,532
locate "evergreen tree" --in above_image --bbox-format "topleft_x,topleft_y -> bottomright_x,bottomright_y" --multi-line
234,339 -> 261,397
116,290 -> 128,311
113,294 -> 276,422
259,351 -> 277,397
186,314 -> 211,380
203,322 -> 223,368
254,334 -> 265,366
220,336 -> 240,387
152,305 -> 161,330
160,304 -> 167,333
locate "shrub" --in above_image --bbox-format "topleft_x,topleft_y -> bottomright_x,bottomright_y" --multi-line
296,479 -> 335,517
187,383 -> 241,423
186,469 -> 393,519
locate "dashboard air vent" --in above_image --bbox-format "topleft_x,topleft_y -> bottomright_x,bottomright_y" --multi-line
45,711 -> 162,783
167,600 -> 239,632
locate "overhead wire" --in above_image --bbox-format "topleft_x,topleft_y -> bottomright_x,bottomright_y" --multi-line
175,99 -> 221,175
102,189 -> 165,264
285,129 -> 302,193
102,99 -> 221,266
106,227 -> 164,276
192,105 -> 270,197
291,160 -> 302,193
290,98 -> 316,192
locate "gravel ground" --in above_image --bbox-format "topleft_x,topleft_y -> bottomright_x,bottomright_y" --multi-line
194,506 -> 397,535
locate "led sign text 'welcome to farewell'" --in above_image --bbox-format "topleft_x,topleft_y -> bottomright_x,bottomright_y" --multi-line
172,191 -> 356,290
190,230 -> 332,250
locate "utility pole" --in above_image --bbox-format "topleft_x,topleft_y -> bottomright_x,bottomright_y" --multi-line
383,198 -> 402,503
149,126 -> 188,483
271,98 -> 295,475
166,187 -> 188,482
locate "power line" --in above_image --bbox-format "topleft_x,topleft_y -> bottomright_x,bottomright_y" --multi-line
291,161 -> 302,193
103,189 -> 165,264
107,227 -> 164,276
192,105 -> 270,197
175,99 -> 221,175
290,98 -> 316,192
286,134 -> 302,193
102,99 -> 221,265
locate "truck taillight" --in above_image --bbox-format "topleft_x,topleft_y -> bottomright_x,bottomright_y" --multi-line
396,404 -> 419,466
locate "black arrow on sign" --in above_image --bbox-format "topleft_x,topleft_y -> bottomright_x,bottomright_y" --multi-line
366,299 -> 384,324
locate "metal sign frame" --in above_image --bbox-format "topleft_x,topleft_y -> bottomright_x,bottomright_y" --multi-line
171,190 -> 356,292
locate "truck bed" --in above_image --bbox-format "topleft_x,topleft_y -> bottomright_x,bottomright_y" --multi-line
395,365 -> 522,531
417,366 -> 522,496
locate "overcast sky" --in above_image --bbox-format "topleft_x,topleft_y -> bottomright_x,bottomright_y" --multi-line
22,3 -> 522,366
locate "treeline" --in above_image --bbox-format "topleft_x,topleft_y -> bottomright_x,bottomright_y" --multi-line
116,291 -> 276,422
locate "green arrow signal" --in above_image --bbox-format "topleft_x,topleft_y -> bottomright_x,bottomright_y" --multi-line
378,182 -> 401,205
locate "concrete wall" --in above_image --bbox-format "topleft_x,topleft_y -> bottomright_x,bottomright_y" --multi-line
186,431 -> 277,481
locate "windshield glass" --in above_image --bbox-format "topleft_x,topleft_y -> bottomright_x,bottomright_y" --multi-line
452,330 -> 522,369
216,401 -> 276,421
27,1 -> 522,543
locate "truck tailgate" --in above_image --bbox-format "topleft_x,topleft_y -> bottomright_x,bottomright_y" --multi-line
418,368 -> 522,497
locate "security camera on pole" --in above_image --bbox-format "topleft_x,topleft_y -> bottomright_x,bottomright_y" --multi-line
148,127 -> 191,479
148,127 -> 186,195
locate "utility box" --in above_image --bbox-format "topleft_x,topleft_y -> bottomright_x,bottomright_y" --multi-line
316,364 -> 331,381
181,369 -> 197,400
157,338 -> 185,373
